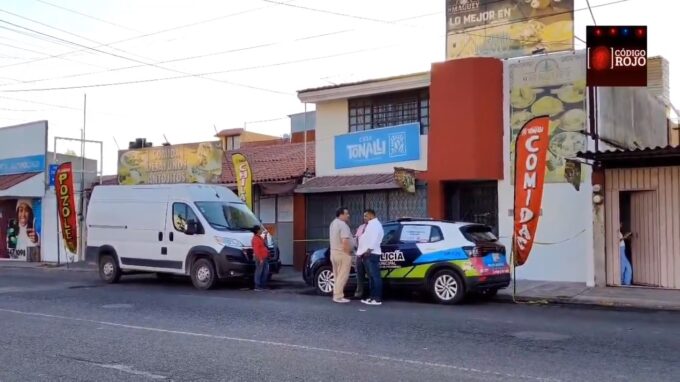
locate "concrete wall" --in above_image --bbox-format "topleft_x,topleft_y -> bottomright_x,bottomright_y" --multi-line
314,99 -> 428,176
499,58 -> 595,285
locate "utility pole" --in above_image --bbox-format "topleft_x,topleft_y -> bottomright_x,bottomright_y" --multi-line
79,94 -> 87,263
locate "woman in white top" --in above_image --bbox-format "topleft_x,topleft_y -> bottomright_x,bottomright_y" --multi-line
619,223 -> 632,286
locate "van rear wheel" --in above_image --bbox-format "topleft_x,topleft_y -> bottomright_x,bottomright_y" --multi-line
191,258 -> 216,290
99,255 -> 121,284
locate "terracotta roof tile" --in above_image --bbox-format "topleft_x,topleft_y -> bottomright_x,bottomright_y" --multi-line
295,173 -> 399,193
0,173 -> 40,191
222,142 -> 315,184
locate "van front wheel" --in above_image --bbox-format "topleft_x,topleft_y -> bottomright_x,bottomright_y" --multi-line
191,258 -> 216,290
99,255 -> 121,284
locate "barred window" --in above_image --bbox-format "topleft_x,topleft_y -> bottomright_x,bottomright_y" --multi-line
348,88 -> 429,134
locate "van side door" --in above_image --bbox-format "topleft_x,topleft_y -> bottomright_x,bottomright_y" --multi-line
166,202 -> 204,273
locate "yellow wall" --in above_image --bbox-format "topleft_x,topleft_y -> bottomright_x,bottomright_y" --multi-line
241,131 -> 279,143
315,99 -> 428,176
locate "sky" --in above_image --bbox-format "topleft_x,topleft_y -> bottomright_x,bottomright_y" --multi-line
0,0 -> 674,174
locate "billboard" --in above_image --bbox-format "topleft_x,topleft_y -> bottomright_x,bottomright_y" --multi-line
334,123 -> 421,169
0,198 -> 42,261
446,0 -> 574,60
508,51 -> 587,184
0,121 -> 48,196
117,141 -> 223,185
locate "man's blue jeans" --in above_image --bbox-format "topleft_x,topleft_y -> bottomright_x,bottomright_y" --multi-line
620,247 -> 632,285
255,260 -> 269,289
363,254 -> 383,301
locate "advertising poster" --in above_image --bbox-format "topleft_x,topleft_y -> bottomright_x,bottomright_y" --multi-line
509,51 -> 587,184
117,141 -> 223,185
446,0 -> 574,60
513,116 -> 550,266
56,163 -> 78,254
231,153 -> 253,210
0,199 -> 42,261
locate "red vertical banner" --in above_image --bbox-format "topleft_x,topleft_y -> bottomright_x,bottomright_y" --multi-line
513,116 -> 550,266
56,162 -> 78,254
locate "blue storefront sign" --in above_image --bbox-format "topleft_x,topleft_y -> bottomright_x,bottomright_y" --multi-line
48,164 -> 59,186
0,155 -> 46,176
334,123 -> 421,169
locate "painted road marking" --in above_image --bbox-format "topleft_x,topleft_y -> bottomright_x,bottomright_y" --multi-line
0,307 -> 559,382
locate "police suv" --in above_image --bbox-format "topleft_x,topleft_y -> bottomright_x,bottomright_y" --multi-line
302,218 -> 510,304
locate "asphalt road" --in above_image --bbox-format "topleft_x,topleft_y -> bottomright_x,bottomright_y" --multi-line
0,267 -> 679,382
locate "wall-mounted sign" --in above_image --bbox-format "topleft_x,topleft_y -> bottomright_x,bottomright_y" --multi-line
508,51 -> 587,184
0,155 -> 46,176
117,141 -> 223,185
394,167 -> 416,193
586,25 -> 647,87
446,0 -> 574,60
334,123 -> 421,169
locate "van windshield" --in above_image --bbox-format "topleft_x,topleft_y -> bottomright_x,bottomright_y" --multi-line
195,202 -> 260,231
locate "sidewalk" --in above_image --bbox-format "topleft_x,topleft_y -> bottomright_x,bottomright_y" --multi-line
497,280 -> 680,311
0,260 -> 96,272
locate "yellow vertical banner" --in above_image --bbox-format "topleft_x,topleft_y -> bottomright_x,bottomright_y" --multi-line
231,153 -> 253,210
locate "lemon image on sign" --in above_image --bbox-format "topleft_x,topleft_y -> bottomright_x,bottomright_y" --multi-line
549,131 -> 586,158
511,87 -> 538,109
511,110 -> 534,132
560,109 -> 587,132
531,96 -> 564,117
554,84 -> 586,104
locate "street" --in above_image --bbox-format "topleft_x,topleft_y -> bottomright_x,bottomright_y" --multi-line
0,268 -> 679,382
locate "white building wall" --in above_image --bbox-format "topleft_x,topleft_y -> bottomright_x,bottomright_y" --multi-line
498,59 -> 595,285
315,99 -> 428,176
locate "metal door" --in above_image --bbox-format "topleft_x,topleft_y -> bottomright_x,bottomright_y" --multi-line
630,191 -> 662,287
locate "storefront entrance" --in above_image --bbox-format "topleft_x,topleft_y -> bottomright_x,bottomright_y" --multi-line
445,181 -> 499,235
304,187 -> 427,254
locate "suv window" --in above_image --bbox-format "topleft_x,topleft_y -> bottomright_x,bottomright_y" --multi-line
173,203 -> 199,233
460,224 -> 497,243
381,224 -> 400,245
399,224 -> 444,243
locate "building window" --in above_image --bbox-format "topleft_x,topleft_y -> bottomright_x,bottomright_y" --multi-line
348,88 -> 429,134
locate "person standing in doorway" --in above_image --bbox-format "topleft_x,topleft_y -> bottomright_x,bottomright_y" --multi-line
251,225 -> 270,291
357,209 -> 384,306
329,207 -> 352,303
353,215 -> 369,299
619,222 -> 633,286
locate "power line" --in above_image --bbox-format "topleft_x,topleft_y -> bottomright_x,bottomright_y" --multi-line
33,0 -> 142,33
1,10 -> 438,87
0,18 -> 295,96
0,0 -> 295,70
0,8 -> 152,63
0,42 -> 407,93
585,0 -> 598,26
261,0 -> 434,29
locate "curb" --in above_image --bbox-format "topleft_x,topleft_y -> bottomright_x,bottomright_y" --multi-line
493,293 -> 680,313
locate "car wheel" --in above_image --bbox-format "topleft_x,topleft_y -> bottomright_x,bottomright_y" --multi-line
429,269 -> 465,305
99,255 -> 121,284
191,258 -> 217,290
314,266 -> 334,296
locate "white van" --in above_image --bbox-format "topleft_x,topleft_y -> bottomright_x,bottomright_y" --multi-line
86,184 -> 281,290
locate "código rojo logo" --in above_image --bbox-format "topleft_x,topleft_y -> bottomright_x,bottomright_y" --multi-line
586,26 -> 647,87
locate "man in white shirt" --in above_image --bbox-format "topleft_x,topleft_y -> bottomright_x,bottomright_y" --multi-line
356,209 -> 384,306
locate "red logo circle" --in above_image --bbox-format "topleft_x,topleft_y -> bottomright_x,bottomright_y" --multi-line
591,47 -> 610,71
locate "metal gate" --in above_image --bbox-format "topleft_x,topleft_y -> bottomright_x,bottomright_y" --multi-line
305,187 -> 427,253
447,181 -> 499,234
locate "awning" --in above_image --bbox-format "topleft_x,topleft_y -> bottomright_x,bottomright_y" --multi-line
0,173 -> 40,191
577,146 -> 680,168
295,173 -> 400,194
